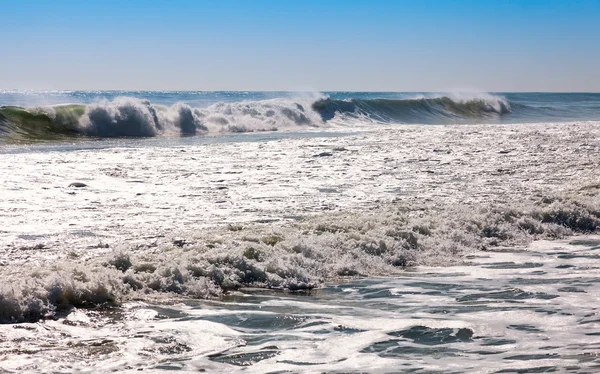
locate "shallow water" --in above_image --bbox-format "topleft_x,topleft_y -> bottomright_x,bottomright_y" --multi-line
2,237 -> 600,373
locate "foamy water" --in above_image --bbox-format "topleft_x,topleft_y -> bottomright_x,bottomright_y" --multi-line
2,91 -> 600,372
2,238 -> 600,373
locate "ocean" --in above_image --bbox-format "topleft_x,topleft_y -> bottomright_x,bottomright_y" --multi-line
1,91 -> 600,373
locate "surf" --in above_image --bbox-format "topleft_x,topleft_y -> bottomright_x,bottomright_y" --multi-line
0,93 -> 515,142
0,96 -> 325,142
3,91 -> 600,142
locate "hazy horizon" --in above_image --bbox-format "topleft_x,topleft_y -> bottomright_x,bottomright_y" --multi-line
1,0 -> 599,92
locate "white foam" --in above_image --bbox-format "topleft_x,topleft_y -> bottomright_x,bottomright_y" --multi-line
75,96 -> 327,137
1,121 -> 600,324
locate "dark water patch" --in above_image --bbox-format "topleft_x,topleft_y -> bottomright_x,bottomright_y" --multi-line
555,264 -> 576,269
403,281 -> 495,293
429,305 -> 539,315
276,359 -> 330,366
483,262 -> 545,269
580,318 -> 600,326
510,277 -> 600,286
388,326 -> 474,345
557,253 -> 600,260
457,289 -> 559,302
361,339 -> 464,358
481,338 -> 518,346
508,278 -> 571,285
70,230 -> 99,237
209,349 -> 280,366
193,313 -> 311,331
504,353 -> 560,361
529,271 -> 547,276
152,364 -> 184,370
359,338 -> 401,353
393,370 -> 463,374
534,309 -> 570,316
508,324 -> 542,333
16,234 -> 47,240
569,239 -> 600,247
358,288 -> 396,299
557,287 -> 586,293
243,334 -> 302,347
403,281 -> 461,292
496,366 -> 558,373
295,320 -> 330,330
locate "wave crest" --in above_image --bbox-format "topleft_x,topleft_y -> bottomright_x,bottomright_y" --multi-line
313,94 -> 511,123
0,93 -> 515,141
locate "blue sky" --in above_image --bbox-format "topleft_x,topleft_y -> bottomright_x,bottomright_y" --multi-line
1,0 -> 599,91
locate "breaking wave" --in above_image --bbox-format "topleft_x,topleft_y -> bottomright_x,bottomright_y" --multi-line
0,94 -> 515,141
0,97 -> 323,141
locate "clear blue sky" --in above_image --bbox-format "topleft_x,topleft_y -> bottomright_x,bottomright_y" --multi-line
1,0 -> 599,91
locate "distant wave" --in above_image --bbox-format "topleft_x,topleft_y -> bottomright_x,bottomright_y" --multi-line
313,94 -> 511,123
0,94 -> 516,141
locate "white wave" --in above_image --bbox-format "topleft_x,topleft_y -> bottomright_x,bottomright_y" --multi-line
74,96 -> 327,137
446,92 -> 511,113
78,97 -> 206,137
193,97 -> 325,133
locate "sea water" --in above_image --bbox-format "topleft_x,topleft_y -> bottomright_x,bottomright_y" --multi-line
1,91 -> 600,372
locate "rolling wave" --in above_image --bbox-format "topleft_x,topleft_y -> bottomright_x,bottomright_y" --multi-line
313,95 -> 511,123
0,94 -> 516,141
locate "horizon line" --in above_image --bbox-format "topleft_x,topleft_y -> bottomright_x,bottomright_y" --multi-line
1,89 -> 600,94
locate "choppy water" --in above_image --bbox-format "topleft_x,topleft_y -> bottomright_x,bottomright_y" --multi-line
2,238 -> 600,373
2,91 -> 600,372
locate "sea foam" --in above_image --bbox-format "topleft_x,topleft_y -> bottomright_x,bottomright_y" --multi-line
1,190 -> 598,323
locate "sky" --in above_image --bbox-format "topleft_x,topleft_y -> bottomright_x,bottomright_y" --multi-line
0,0 -> 599,92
